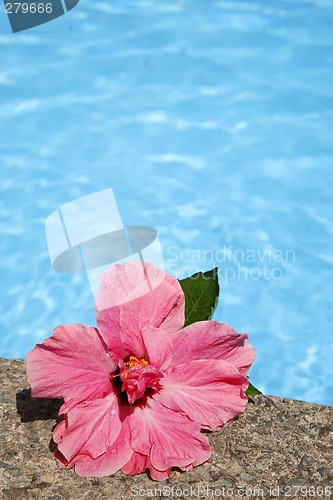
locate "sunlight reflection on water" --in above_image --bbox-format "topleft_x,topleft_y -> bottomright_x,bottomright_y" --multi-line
1,0 -> 333,404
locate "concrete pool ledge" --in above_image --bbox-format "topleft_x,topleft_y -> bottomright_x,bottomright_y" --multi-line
1,358 -> 332,499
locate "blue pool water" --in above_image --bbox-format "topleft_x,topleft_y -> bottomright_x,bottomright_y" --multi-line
1,0 -> 333,405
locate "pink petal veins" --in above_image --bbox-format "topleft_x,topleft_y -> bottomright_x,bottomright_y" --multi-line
95,261 -> 185,361
155,359 -> 249,431
128,398 -> 211,472
56,394 -> 122,462
27,324 -> 116,413
171,320 -> 255,376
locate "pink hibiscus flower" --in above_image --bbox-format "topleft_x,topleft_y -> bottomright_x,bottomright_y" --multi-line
27,261 -> 255,480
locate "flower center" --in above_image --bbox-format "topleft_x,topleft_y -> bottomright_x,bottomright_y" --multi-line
118,354 -> 163,404
122,355 -> 148,379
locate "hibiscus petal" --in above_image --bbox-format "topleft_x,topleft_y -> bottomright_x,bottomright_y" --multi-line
53,418 -> 67,444
155,359 -> 249,431
96,260 -> 183,311
121,451 -> 149,475
96,260 -> 158,309
170,320 -> 256,376
93,307 -> 125,363
142,326 -> 173,372
128,399 -> 211,472
26,324 -> 117,413
95,261 -> 185,360
122,452 -> 171,481
56,394 -> 122,462
149,466 -> 172,481
118,279 -> 183,358
69,421 -> 133,477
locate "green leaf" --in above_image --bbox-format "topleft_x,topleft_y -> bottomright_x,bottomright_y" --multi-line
246,382 -> 262,397
179,268 -> 219,327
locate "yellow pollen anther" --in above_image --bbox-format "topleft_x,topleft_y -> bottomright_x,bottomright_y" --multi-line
126,356 -> 148,369
121,356 -> 149,381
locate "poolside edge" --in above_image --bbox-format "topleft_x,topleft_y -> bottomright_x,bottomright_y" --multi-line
1,357 -> 332,499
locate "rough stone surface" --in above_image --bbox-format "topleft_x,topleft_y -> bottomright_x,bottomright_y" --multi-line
1,358 -> 332,499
